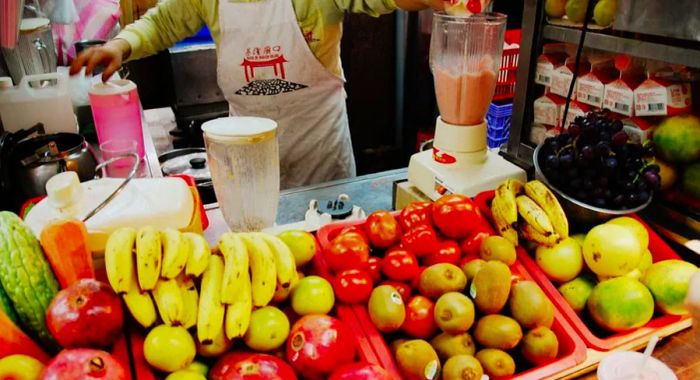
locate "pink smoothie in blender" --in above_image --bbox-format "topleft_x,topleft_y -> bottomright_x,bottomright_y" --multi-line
430,12 -> 505,127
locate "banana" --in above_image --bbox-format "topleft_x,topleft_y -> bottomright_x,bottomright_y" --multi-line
224,283 -> 252,340
256,233 -> 295,290
272,268 -> 299,304
197,254 -> 226,345
152,277 -> 184,326
521,222 -> 560,247
218,232 -> 249,304
240,233 -> 276,308
105,227 -> 137,294
122,264 -> 157,328
184,232 -> 211,278
161,228 -> 190,279
136,226 -> 162,291
524,180 -> 569,239
516,195 -> 555,237
177,273 -> 199,329
491,195 -> 519,246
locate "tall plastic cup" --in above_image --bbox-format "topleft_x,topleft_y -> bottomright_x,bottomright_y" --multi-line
88,80 -> 144,158
202,117 -> 280,231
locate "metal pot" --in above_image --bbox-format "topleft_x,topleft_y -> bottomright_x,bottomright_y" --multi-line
158,148 -> 216,205
1,129 -> 98,210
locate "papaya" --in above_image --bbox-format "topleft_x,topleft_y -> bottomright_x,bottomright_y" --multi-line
0,211 -> 60,350
40,219 -> 95,289
653,115 -> 700,164
0,309 -> 50,363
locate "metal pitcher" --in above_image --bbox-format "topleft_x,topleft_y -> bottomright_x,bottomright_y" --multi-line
1,17 -> 57,85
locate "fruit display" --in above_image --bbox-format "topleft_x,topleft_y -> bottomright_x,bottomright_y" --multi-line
537,111 -> 659,210
545,0 -> 617,28
316,196 -> 581,379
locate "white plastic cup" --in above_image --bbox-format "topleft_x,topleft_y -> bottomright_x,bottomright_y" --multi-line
597,351 -> 677,380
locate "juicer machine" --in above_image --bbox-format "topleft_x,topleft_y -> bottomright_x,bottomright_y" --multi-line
407,12 -> 526,199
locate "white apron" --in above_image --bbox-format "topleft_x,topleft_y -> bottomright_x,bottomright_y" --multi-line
216,0 -> 357,189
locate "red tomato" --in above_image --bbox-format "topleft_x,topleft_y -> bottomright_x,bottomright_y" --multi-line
398,201 -> 433,231
432,194 -> 484,240
423,240 -> 461,266
379,281 -> 412,304
329,363 -> 394,380
366,257 -> 382,283
324,234 -> 370,273
400,225 -> 440,257
460,224 -> 494,258
337,226 -> 369,244
401,296 -> 438,339
411,266 -> 426,290
381,249 -> 419,282
286,315 -> 356,379
364,211 -> 401,249
210,352 -> 298,380
333,269 -> 374,304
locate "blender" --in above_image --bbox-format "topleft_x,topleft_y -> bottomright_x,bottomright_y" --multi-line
407,12 -> 526,199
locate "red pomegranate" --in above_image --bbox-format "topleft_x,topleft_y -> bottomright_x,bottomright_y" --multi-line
209,352 -> 297,380
286,315 -> 356,379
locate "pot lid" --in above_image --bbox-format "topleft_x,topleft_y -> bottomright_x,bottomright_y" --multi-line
159,149 -> 210,182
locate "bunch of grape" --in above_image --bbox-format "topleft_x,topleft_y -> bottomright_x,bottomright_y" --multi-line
538,110 -> 660,210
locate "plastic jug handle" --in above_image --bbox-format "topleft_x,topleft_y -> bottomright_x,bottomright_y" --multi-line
19,72 -> 67,94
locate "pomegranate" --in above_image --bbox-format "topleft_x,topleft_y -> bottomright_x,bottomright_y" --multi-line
286,315 -> 356,379
209,352 -> 297,380
41,349 -> 126,380
329,362 -> 395,380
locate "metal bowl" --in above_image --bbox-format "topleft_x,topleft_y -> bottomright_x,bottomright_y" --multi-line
533,143 -> 652,226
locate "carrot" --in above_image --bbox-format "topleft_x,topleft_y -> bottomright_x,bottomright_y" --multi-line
0,309 -> 50,363
40,219 -> 95,289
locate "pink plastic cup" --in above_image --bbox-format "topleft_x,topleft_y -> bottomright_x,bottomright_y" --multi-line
88,79 -> 145,158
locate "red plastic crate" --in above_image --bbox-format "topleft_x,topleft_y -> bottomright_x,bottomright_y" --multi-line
494,29 -> 521,101
474,190 -> 691,351
315,217 -> 587,380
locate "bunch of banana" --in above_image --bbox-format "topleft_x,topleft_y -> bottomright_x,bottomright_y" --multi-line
196,231 -> 297,344
491,179 -> 569,247
104,226 -> 211,328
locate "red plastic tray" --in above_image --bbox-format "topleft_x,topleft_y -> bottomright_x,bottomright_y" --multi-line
474,190 -> 690,351
315,218 -> 587,380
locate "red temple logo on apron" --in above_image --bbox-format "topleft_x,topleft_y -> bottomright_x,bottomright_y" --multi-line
236,45 -> 308,96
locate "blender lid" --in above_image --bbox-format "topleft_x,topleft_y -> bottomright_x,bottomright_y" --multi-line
159,149 -> 211,181
201,117 -> 277,138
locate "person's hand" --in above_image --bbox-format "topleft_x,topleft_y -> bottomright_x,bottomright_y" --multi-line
69,39 -> 131,82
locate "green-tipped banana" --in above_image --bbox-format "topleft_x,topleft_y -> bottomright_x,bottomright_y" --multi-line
197,255 -> 225,345
184,232 -> 211,278
516,195 -> 555,236
524,180 -> 569,239
161,228 -> 190,279
218,233 -> 249,305
136,227 -> 162,291
105,227 -> 137,294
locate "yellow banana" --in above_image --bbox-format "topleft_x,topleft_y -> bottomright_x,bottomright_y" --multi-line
491,195 -> 519,246
122,264 -> 157,328
184,232 -> 211,278
152,278 -> 184,326
136,226 -> 162,291
161,228 -> 190,279
197,254 -> 225,345
177,273 -> 199,329
256,233 -> 295,290
240,233 -> 276,308
272,268 -> 299,304
224,255 -> 253,340
104,227 -> 137,294
218,232 -> 249,305
524,180 -> 569,239
198,322 -> 232,358
521,222 -> 560,247
516,195 -> 555,236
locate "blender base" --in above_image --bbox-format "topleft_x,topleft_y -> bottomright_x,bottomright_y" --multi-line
407,148 -> 527,200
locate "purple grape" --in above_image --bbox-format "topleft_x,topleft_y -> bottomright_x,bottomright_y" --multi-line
638,191 -> 650,204
604,157 -> 618,171
594,141 -> 611,157
646,164 -> 661,174
643,171 -> 660,190
581,145 -> 594,160
583,179 -> 594,190
545,154 -> 559,169
560,153 -> 574,169
612,194 -> 626,206
611,131 -> 629,146
568,123 -> 581,137
598,177 -> 609,188
611,120 -> 624,132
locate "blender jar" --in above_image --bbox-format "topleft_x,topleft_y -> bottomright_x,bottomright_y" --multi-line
202,117 -> 279,231
430,12 -> 506,126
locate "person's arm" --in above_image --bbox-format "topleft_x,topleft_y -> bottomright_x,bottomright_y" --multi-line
395,0 -> 445,11
335,0 -> 444,16
70,0 -> 204,81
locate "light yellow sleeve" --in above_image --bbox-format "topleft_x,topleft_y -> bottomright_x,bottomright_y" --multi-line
333,0 -> 399,16
116,0 -> 206,61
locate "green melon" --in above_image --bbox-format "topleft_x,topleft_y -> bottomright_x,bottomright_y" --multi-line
682,163 -> 700,199
642,260 -> 698,316
587,277 -> 654,332
653,115 -> 700,163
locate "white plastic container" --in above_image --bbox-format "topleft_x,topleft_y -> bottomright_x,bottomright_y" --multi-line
0,72 -> 77,133
597,351 -> 677,380
24,176 -> 195,253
